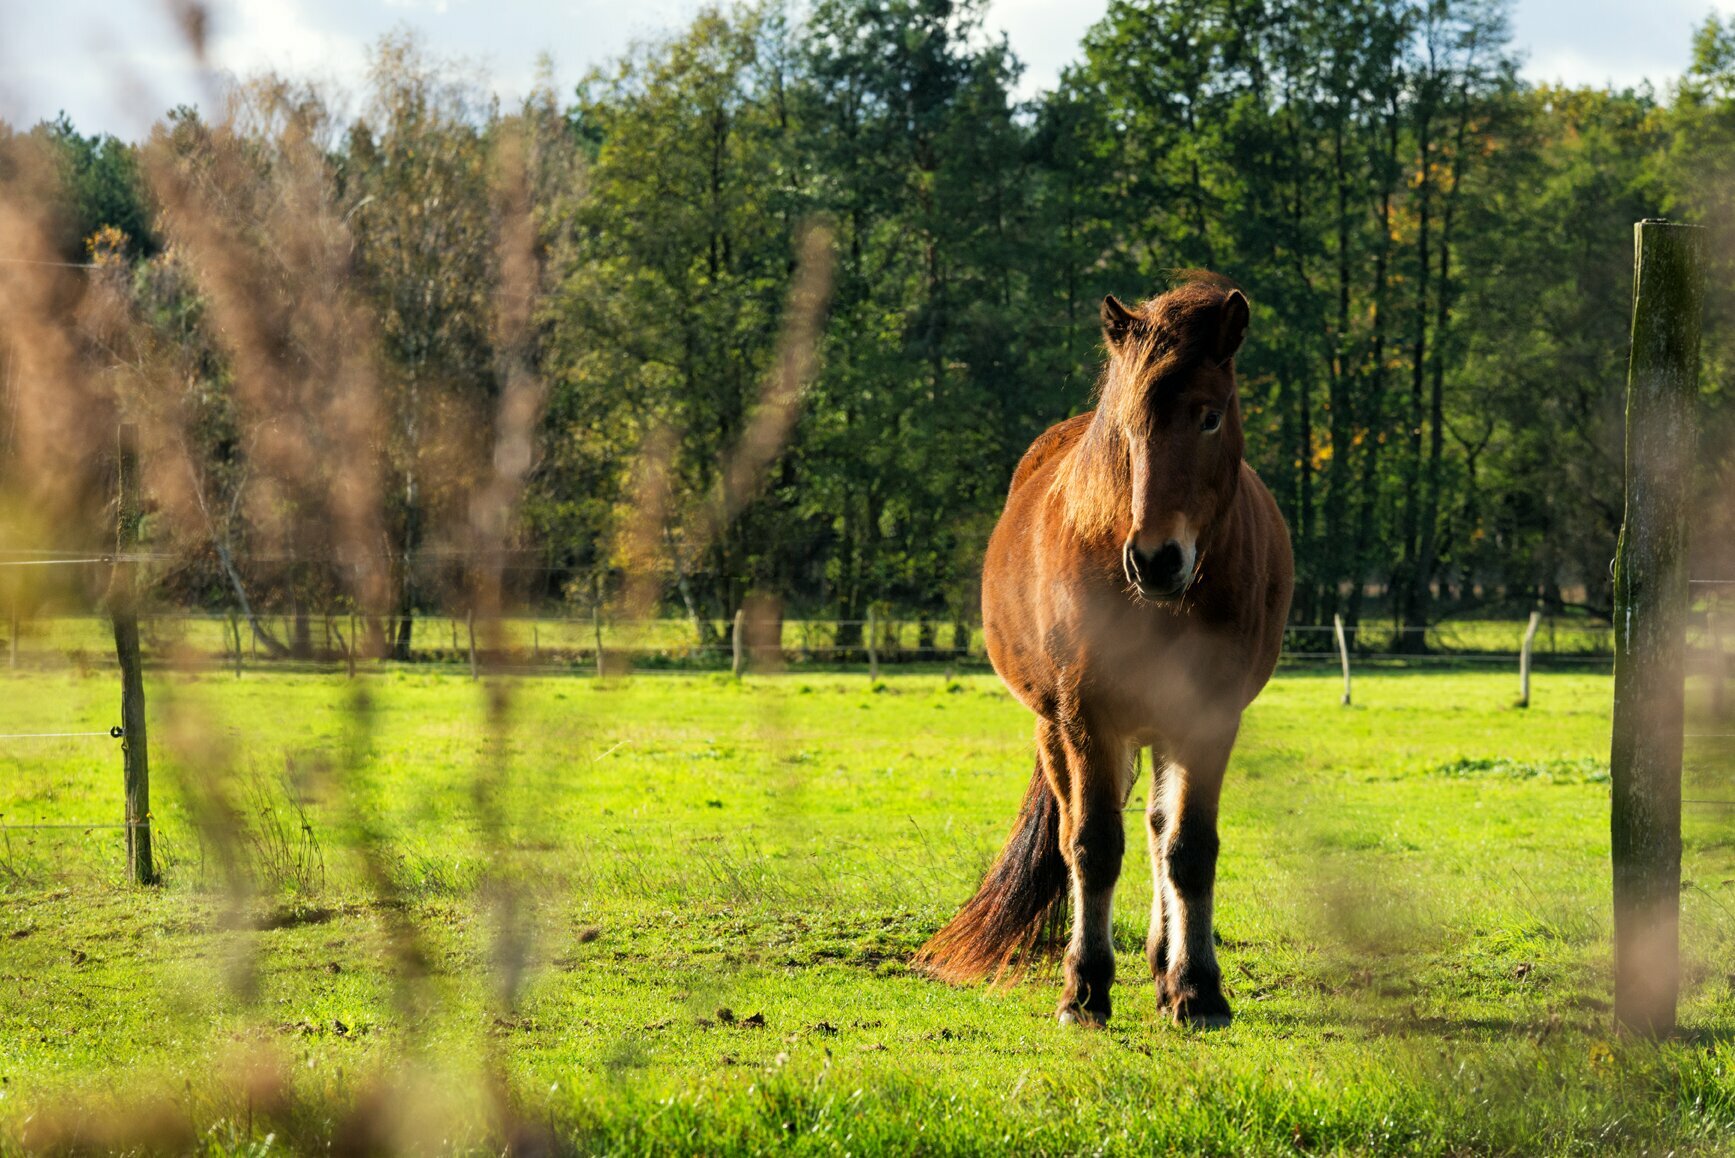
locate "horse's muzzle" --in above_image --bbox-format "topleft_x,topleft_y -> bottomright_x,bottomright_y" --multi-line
1124,538 -> 1194,601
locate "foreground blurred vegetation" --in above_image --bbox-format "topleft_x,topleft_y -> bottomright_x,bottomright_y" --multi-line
4,0 -> 1734,649
6,668 -> 1735,1153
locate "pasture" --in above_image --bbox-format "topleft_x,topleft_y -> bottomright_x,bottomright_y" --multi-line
2,665 -> 1735,1154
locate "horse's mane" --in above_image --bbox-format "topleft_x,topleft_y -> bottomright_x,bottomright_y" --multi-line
1055,273 -> 1240,539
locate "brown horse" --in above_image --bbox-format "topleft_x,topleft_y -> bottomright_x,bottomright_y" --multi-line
915,275 -> 1293,1028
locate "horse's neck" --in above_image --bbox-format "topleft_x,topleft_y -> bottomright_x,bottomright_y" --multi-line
1055,415 -> 1129,542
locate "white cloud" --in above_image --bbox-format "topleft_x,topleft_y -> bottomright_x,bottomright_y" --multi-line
978,0 -> 1107,98
208,0 -> 370,90
1521,45 -> 1669,93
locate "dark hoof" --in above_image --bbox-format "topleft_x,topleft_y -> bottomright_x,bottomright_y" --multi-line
1172,1003 -> 1232,1030
1162,979 -> 1232,1029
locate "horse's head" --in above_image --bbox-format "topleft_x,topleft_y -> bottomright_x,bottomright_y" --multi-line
1098,283 -> 1249,603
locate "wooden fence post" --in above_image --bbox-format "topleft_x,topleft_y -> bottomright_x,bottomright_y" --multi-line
1519,609 -> 1542,708
1610,218 -> 1703,1038
593,605 -> 605,677
348,612 -> 357,679
467,609 -> 478,680
732,608 -> 745,676
1710,609 -> 1727,719
230,611 -> 242,679
1333,614 -> 1351,707
107,423 -> 156,886
867,607 -> 880,681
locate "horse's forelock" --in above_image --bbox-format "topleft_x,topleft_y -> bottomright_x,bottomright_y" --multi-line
1100,279 -> 1234,430
1058,277 -> 1238,539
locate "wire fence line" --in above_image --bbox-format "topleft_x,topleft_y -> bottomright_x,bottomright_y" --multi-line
0,729 -> 121,740
0,610 -> 1728,681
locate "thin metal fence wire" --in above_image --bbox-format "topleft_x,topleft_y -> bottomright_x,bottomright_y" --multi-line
0,822 -> 143,830
0,730 -> 121,740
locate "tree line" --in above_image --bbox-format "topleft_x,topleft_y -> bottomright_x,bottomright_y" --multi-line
4,0 -> 1733,650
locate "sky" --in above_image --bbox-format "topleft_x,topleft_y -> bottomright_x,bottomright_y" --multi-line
2,0 -> 1731,141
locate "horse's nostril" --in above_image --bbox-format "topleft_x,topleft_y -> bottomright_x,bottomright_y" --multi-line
1126,540 -> 1187,592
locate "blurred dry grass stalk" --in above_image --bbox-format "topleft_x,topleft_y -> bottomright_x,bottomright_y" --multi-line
0,2 -> 835,1148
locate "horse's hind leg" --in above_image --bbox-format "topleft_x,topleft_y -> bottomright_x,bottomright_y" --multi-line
1040,718 -> 1131,1027
1153,721 -> 1238,1028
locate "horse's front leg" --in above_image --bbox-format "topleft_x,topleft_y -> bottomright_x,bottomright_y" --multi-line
1144,749 -> 1172,1001
1042,719 -> 1133,1027
1153,721 -> 1238,1027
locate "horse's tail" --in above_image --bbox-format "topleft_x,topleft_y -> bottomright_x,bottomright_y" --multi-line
915,759 -> 1070,984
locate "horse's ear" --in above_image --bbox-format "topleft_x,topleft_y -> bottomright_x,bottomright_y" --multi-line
1215,290 -> 1250,364
1101,295 -> 1140,348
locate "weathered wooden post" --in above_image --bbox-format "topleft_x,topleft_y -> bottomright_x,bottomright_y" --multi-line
592,605 -> 605,677
1518,609 -> 1542,708
1333,614 -> 1351,707
467,608 -> 478,680
731,608 -> 745,677
867,607 -> 880,681
108,423 -> 156,885
1611,219 -> 1703,1037
1710,608 -> 1728,719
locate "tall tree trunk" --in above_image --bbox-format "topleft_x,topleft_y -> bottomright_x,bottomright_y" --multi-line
1397,90 -> 1434,652
1346,95 -> 1403,632
1414,44 -> 1479,625
1323,113 -> 1356,620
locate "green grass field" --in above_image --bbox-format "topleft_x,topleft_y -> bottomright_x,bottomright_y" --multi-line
1,665 -> 1734,1154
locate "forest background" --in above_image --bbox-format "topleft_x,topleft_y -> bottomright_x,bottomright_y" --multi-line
7,0 -> 1735,656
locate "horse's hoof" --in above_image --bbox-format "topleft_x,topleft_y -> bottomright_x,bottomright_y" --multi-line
1162,978 -> 1232,1029
1166,994 -> 1233,1030
1174,1009 -> 1233,1030
1057,1004 -> 1107,1028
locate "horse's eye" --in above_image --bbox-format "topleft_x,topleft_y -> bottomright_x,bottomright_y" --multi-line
1201,409 -> 1224,433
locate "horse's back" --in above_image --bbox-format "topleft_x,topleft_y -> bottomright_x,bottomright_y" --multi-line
1009,411 -> 1093,495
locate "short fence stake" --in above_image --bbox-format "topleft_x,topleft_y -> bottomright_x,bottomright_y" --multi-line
593,605 -> 606,677
1519,609 -> 1542,708
731,608 -> 745,677
1710,608 -> 1727,720
1610,218 -> 1703,1038
867,607 -> 880,681
467,609 -> 478,680
1333,614 -> 1351,706
107,423 -> 156,885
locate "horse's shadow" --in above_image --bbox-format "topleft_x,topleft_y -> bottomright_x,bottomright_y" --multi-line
1242,1005 -> 1597,1041
1243,1004 -> 1735,1045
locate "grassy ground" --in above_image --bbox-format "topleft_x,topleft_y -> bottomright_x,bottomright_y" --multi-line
0,666 -> 1733,1154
